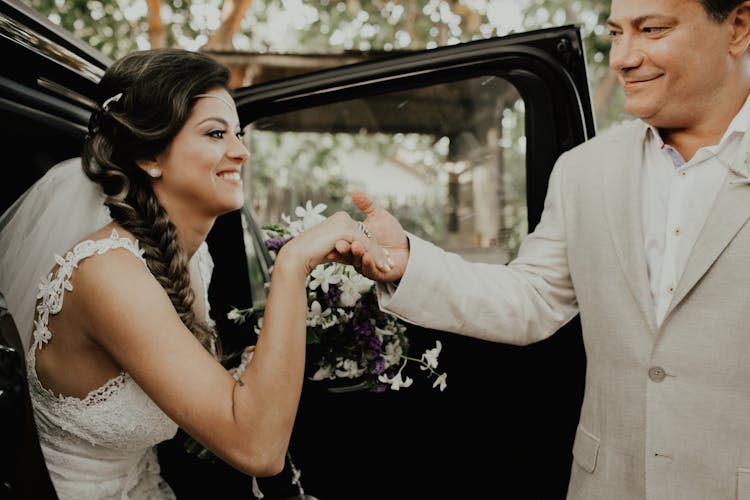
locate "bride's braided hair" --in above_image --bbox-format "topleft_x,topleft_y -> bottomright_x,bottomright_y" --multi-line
82,48 -> 231,355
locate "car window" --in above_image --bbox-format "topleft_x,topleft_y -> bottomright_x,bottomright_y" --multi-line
242,74 -> 526,264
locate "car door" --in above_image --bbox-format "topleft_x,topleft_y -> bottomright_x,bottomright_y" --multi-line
210,26 -> 595,499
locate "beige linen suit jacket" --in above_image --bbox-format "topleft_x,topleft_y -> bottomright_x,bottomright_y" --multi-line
378,119 -> 750,499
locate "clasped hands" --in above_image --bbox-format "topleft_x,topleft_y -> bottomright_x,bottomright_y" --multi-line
327,189 -> 409,283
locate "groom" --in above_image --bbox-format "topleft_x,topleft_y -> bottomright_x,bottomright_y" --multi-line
342,0 -> 750,498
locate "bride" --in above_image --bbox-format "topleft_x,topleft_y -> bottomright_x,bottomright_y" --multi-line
0,48 -> 391,499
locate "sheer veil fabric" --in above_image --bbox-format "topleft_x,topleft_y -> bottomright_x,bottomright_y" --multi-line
0,158 -> 112,352
0,157 -> 216,353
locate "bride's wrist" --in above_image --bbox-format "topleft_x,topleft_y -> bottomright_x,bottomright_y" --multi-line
274,242 -> 311,280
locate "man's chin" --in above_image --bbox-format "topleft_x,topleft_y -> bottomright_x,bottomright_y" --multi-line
623,101 -> 659,123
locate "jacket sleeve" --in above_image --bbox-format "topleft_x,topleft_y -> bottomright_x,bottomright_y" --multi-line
376,158 -> 579,345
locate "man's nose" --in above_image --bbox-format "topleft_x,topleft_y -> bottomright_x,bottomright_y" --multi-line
609,34 -> 644,73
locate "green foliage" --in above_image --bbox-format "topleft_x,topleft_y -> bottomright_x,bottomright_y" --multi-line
22,0 -> 205,59
24,0 -> 614,109
24,0 -> 619,247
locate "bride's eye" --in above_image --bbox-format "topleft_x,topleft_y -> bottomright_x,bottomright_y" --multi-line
208,130 -> 226,139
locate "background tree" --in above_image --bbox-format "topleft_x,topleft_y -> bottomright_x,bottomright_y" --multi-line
25,0 -> 624,127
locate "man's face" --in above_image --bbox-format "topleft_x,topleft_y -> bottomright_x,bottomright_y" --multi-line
607,0 -> 736,129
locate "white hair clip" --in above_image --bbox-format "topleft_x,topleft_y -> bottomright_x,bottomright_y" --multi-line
102,92 -> 123,111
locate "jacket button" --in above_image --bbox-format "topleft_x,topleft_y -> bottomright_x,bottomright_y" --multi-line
648,366 -> 666,382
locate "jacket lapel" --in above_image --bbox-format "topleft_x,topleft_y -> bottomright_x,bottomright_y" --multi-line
665,136 -> 750,320
603,122 -> 658,335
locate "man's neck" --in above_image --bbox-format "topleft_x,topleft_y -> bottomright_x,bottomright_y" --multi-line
658,89 -> 750,161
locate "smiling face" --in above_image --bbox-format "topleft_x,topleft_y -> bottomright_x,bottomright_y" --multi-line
607,0 -> 739,130
150,87 -> 249,223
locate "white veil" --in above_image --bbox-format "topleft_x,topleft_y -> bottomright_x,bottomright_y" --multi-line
0,157 -> 112,352
0,157 -> 216,353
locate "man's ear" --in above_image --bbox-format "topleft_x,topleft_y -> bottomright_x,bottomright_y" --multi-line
729,2 -> 750,56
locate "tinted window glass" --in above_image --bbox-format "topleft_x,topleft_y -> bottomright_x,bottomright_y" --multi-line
243,75 -> 526,264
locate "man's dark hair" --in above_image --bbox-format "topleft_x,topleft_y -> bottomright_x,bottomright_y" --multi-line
700,0 -> 745,22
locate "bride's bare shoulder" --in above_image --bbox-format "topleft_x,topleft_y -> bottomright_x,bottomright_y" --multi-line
83,222 -> 136,246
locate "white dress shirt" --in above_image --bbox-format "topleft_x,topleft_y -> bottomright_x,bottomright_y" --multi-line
641,95 -> 750,327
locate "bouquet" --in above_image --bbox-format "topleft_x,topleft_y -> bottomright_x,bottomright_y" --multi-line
183,201 -> 447,491
230,201 -> 448,393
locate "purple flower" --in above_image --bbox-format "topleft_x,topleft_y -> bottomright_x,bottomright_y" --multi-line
323,283 -> 342,308
367,336 -> 382,356
370,356 -> 385,375
352,314 -> 375,340
264,236 -> 293,253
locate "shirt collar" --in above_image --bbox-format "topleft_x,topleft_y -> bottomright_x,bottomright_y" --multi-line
641,92 -> 750,170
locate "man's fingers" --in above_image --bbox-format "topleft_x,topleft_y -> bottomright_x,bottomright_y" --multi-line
356,238 -> 394,274
351,189 -> 377,217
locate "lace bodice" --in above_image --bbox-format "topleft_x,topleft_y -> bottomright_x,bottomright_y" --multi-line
27,230 -> 179,499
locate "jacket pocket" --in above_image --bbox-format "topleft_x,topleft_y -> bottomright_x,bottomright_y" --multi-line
572,424 -> 600,474
739,468 -> 750,500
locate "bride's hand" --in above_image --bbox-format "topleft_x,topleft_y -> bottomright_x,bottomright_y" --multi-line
276,211 -> 392,276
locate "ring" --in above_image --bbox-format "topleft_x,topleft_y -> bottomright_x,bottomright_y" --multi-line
357,221 -> 373,239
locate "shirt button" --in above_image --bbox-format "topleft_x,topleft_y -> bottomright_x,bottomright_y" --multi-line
649,366 -> 666,382
674,228 -> 681,236
680,170 -> 687,177
667,287 -> 674,294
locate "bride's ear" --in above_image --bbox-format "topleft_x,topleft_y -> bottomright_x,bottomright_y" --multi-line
136,159 -> 162,179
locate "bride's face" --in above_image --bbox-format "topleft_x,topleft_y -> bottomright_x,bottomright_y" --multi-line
150,87 -> 249,222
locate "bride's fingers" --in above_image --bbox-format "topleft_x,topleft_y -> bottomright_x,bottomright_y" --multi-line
334,239 -> 352,255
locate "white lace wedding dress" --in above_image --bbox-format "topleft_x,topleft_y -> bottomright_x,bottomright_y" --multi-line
26,230 -> 215,499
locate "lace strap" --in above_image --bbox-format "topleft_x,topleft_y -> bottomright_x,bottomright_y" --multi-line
31,229 -> 146,352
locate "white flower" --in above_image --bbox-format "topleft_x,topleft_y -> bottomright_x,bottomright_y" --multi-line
378,371 -> 413,391
420,340 -> 442,370
382,340 -> 403,366
285,201 -> 328,234
335,358 -> 366,378
308,264 -> 342,293
339,271 -> 374,307
432,372 -> 448,392
227,309 -> 242,322
296,201 -> 328,228
338,285 -> 362,308
374,326 -> 393,341
319,313 -> 341,330
307,300 -> 332,327
310,365 -> 335,381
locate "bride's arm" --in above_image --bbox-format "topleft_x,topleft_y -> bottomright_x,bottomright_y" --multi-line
76,212 -> 389,477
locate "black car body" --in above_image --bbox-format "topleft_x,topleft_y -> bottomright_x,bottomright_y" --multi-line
0,0 -> 594,497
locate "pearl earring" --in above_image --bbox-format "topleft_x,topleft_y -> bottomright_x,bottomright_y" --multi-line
148,168 -> 161,178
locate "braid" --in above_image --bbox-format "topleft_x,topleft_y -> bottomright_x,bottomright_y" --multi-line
112,184 -> 218,354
